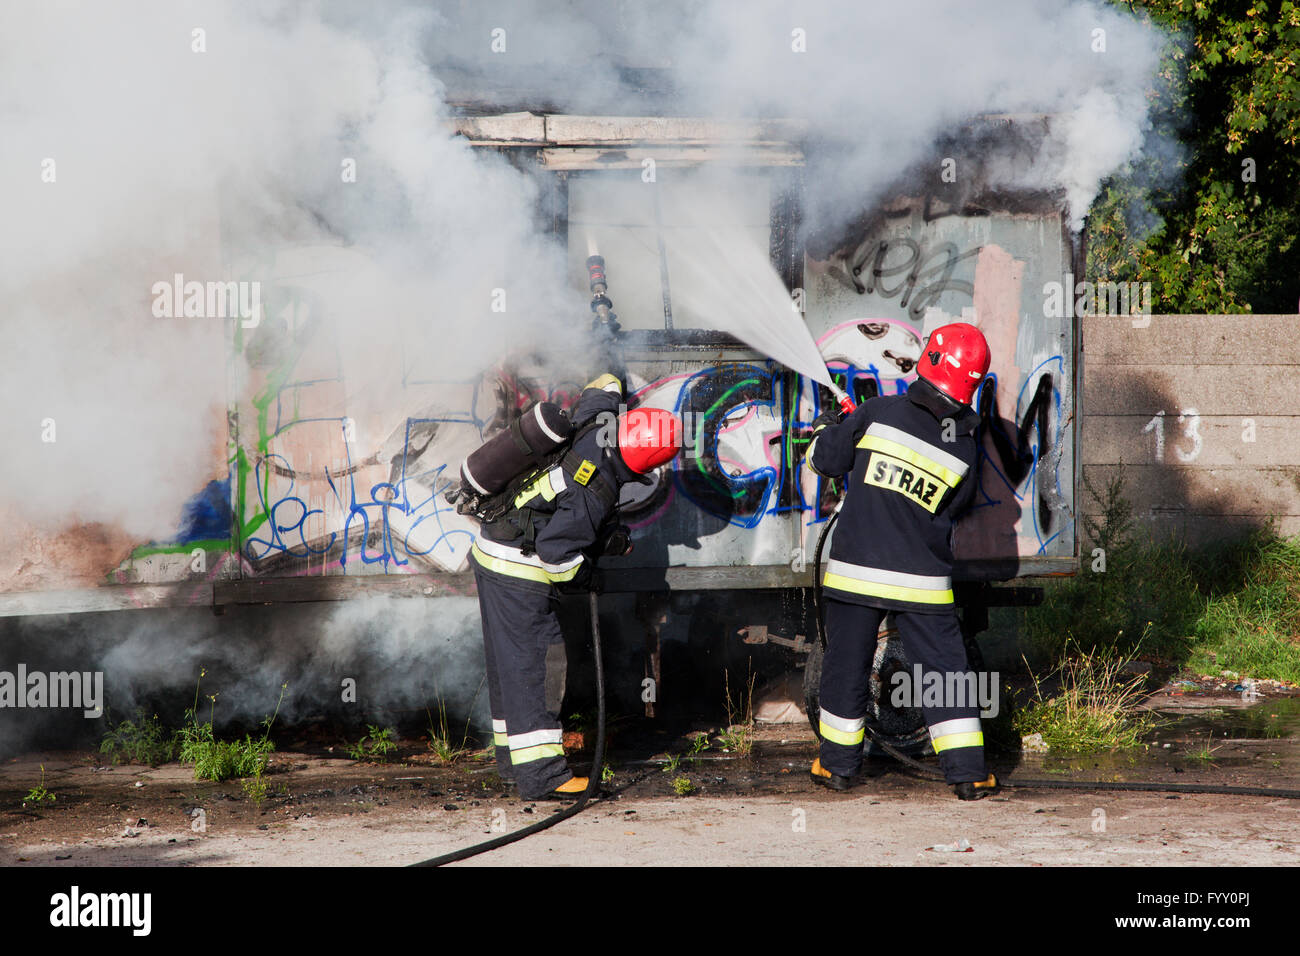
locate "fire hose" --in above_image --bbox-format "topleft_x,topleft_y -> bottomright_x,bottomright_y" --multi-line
410,590 -> 608,867
810,508 -> 1300,801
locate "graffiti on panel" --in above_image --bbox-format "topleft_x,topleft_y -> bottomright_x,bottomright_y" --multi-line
971,358 -> 1065,553
116,218 -> 1066,581
830,237 -> 983,323
119,313 -> 1066,579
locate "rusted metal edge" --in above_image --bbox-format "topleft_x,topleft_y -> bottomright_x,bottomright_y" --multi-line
0,555 -> 1075,618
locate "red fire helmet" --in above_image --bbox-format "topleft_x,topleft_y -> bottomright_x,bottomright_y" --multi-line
617,407 -> 683,474
916,322 -> 991,406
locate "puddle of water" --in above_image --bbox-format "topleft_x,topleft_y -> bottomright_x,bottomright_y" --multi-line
1156,696 -> 1300,741
1024,697 -> 1300,781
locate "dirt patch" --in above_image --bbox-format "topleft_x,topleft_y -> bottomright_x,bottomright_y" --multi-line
3,716 -> 1298,866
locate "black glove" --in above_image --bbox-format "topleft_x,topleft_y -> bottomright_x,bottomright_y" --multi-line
811,408 -> 843,434
553,560 -> 594,594
598,524 -> 633,557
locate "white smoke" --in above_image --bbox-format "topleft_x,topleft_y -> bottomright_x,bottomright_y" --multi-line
0,596 -> 490,756
0,0 -> 1170,537
0,1 -> 581,539
0,1 -> 1172,738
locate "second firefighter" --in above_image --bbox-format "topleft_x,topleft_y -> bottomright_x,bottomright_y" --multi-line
805,322 -> 1000,801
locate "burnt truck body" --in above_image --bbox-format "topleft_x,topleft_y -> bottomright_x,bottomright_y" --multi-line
0,111 -> 1078,727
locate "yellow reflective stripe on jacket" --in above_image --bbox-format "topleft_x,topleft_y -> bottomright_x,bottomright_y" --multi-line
512,467 -> 565,509
470,541 -> 582,584
822,559 -> 954,605
864,422 -> 968,475
819,708 -> 866,747
928,717 -> 984,753
857,425 -> 967,488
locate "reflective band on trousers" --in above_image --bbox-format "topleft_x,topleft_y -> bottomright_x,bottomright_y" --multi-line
492,719 -> 508,747
508,728 -> 565,765
819,708 -> 866,747
857,422 -> 968,487
822,559 -> 954,605
471,539 -> 583,584
928,717 -> 984,753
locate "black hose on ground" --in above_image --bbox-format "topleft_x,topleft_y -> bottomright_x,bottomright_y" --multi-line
809,510 -> 1300,801
410,590 -> 607,867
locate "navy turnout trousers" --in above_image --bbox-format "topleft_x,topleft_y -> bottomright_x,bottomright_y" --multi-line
473,562 -> 573,799
818,597 -> 987,784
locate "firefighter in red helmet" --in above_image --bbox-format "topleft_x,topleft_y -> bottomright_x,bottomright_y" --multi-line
804,323 -> 1000,800
470,373 -> 682,800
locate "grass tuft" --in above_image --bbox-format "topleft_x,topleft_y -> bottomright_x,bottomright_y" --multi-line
349,725 -> 397,763
100,710 -> 178,767
718,666 -> 756,755
1013,640 -> 1160,754
425,698 -> 472,765
24,765 -> 55,806
177,673 -> 283,788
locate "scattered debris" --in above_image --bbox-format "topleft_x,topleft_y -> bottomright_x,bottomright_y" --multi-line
1165,674 -> 1297,698
752,671 -> 807,724
925,838 -> 973,853
1021,733 -> 1050,754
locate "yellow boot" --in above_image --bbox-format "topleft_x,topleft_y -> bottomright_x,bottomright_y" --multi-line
953,773 -> 1000,801
810,758 -> 852,792
542,776 -> 589,800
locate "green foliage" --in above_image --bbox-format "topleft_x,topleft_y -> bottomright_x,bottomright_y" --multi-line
1013,641 -> 1162,753
1089,1 -> 1300,313
719,666 -> 756,755
426,700 -> 471,765
349,725 -> 397,763
1185,734 -> 1223,763
1020,471 -> 1300,683
241,774 -> 270,804
1187,534 -> 1300,681
178,720 -> 275,782
177,673 -> 283,787
1022,467 -> 1200,662
99,709 -> 178,767
24,765 -> 55,806
671,776 -> 695,796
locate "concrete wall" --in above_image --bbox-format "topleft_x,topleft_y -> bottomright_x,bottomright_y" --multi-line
1082,314 -> 1300,546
